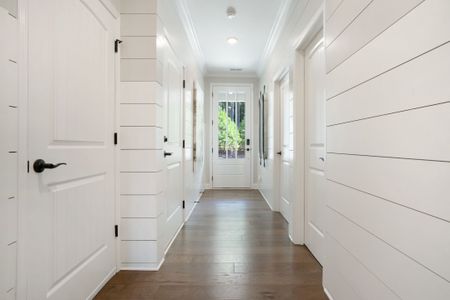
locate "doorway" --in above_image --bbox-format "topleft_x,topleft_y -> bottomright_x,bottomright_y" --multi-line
211,85 -> 252,188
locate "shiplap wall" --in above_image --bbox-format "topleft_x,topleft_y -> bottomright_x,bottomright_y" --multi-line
324,0 -> 450,299
0,3 -> 17,299
119,0 -> 164,270
118,0 -> 205,270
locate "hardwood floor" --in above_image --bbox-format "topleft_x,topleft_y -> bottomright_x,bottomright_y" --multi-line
96,190 -> 327,300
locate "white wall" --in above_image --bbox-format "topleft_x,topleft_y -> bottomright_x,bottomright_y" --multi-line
258,0 -> 324,211
323,0 -> 450,299
0,3 -> 18,299
157,0 -> 205,220
203,76 -> 259,189
118,0 -> 204,270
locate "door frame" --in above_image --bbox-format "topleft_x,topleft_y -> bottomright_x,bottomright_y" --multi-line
16,0 -> 120,298
209,83 -> 254,189
273,7 -> 323,245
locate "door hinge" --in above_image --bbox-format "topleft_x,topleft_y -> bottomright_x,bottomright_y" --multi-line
211,176 -> 213,181
182,139 -> 185,149
27,160 -> 30,173
211,148 -> 213,153
114,39 -> 122,53
114,225 -> 119,238
114,132 -> 118,145
182,200 -> 185,209
183,80 -> 186,89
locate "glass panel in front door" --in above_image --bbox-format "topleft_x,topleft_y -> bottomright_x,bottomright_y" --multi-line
217,97 -> 246,160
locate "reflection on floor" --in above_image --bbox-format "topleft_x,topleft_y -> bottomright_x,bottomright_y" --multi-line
96,189 -> 326,300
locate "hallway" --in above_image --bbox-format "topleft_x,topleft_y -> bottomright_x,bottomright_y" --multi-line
96,190 -> 326,300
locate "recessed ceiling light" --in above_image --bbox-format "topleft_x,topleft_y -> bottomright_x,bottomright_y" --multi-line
227,7 -> 236,19
227,37 -> 238,45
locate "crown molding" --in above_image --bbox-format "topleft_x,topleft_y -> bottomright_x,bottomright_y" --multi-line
257,0 -> 293,76
206,71 -> 259,79
175,0 -> 206,74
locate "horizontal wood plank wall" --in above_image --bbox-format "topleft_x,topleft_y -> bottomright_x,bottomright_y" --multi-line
324,0 -> 450,299
0,4 -> 17,299
119,0 -> 164,270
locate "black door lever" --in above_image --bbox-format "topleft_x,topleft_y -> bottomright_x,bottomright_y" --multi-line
164,151 -> 173,157
33,159 -> 67,173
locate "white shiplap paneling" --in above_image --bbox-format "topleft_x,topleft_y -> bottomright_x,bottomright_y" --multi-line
325,0 -> 450,298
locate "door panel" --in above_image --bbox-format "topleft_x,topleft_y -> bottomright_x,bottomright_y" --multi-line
279,75 -> 293,223
212,86 -> 251,188
305,32 -> 326,265
162,52 -> 184,248
26,0 -> 118,298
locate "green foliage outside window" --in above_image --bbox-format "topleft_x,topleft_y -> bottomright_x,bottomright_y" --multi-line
218,108 -> 243,151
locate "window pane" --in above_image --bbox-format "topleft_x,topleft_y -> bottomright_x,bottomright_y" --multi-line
237,102 -> 246,159
226,102 -> 238,159
218,102 -> 227,159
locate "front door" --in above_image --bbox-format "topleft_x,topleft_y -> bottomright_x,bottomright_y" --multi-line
305,31 -> 326,265
212,86 -> 251,188
26,0 -> 118,298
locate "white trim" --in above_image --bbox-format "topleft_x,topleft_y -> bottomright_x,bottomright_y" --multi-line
17,0 -> 29,297
175,0 -> 205,73
209,83 -> 254,189
88,267 -> 117,300
293,4 -> 325,50
184,192 -> 201,222
324,287 -> 334,300
206,71 -> 258,79
289,6 -> 324,246
257,0 -> 293,76
259,190 -> 274,211
121,259 -> 165,271
99,0 -> 119,19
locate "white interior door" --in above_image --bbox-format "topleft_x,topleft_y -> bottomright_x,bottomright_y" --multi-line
162,51 -> 184,248
25,0 -> 118,299
305,32 -> 326,265
212,86 -> 251,188
278,75 -> 293,222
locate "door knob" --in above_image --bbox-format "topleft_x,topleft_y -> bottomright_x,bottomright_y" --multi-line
319,157 -> 325,162
164,151 -> 173,157
33,159 -> 67,173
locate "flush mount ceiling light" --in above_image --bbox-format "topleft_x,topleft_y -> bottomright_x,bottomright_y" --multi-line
227,37 -> 238,45
226,6 -> 236,19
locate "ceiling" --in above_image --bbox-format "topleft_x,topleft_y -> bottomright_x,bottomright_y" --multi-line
182,0 -> 288,77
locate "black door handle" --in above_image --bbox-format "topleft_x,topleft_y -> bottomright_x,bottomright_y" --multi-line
164,151 -> 173,157
276,151 -> 282,155
33,159 -> 67,173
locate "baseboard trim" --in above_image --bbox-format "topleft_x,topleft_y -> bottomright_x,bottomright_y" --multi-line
184,192 -> 201,222
258,189 -> 274,211
88,266 -> 116,299
120,259 -> 165,271
324,287 -> 334,300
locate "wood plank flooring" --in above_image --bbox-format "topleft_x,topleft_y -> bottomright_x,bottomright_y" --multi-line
96,190 -> 327,300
